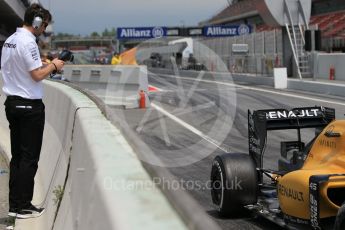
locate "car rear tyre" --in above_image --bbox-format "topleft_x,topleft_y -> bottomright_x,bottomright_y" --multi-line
334,202 -> 345,230
210,153 -> 258,217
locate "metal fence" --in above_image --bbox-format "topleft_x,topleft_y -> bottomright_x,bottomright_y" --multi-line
195,29 -> 283,75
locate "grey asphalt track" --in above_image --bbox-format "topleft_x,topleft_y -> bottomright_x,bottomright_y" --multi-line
71,70 -> 345,230
140,72 -> 345,230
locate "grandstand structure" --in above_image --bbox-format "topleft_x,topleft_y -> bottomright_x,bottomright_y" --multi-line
202,0 -> 345,51
0,0 -> 28,41
51,37 -> 117,51
194,0 -> 345,78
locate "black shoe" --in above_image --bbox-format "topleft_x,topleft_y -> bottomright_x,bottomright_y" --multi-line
17,205 -> 45,219
5,225 -> 14,230
8,208 -> 18,217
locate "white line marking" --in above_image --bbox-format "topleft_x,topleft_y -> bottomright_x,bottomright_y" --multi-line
158,74 -> 345,106
151,103 -> 228,153
149,74 -> 344,153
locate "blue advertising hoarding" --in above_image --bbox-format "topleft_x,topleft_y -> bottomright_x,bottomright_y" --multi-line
203,24 -> 251,37
117,27 -> 168,39
117,25 -> 252,39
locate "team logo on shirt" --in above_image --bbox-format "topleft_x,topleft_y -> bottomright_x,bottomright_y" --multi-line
30,47 -> 39,61
3,43 -> 16,48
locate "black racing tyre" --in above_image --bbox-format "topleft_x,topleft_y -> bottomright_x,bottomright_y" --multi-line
210,153 -> 258,217
334,202 -> 345,230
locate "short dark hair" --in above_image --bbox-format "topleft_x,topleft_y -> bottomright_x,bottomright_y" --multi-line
24,4 -> 52,26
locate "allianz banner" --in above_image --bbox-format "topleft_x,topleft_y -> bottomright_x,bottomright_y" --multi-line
203,24 -> 252,37
117,27 -> 168,39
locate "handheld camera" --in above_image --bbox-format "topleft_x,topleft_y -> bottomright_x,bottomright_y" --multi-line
58,49 -> 74,62
51,50 -> 74,77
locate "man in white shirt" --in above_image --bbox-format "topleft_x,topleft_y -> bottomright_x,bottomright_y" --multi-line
1,3 -> 64,219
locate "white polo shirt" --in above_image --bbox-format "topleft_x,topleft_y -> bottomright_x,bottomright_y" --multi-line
1,28 -> 43,99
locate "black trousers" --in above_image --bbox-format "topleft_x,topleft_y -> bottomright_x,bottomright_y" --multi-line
4,96 -> 45,210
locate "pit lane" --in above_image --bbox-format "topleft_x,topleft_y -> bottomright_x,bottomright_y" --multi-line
71,70 -> 345,230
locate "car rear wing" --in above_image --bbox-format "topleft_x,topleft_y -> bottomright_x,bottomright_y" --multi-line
248,106 -> 335,168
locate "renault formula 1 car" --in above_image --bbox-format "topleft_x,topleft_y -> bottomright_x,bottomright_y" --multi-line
210,106 -> 345,230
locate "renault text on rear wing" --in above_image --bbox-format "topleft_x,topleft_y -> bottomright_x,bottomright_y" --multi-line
247,106 -> 335,168
255,107 -> 335,130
